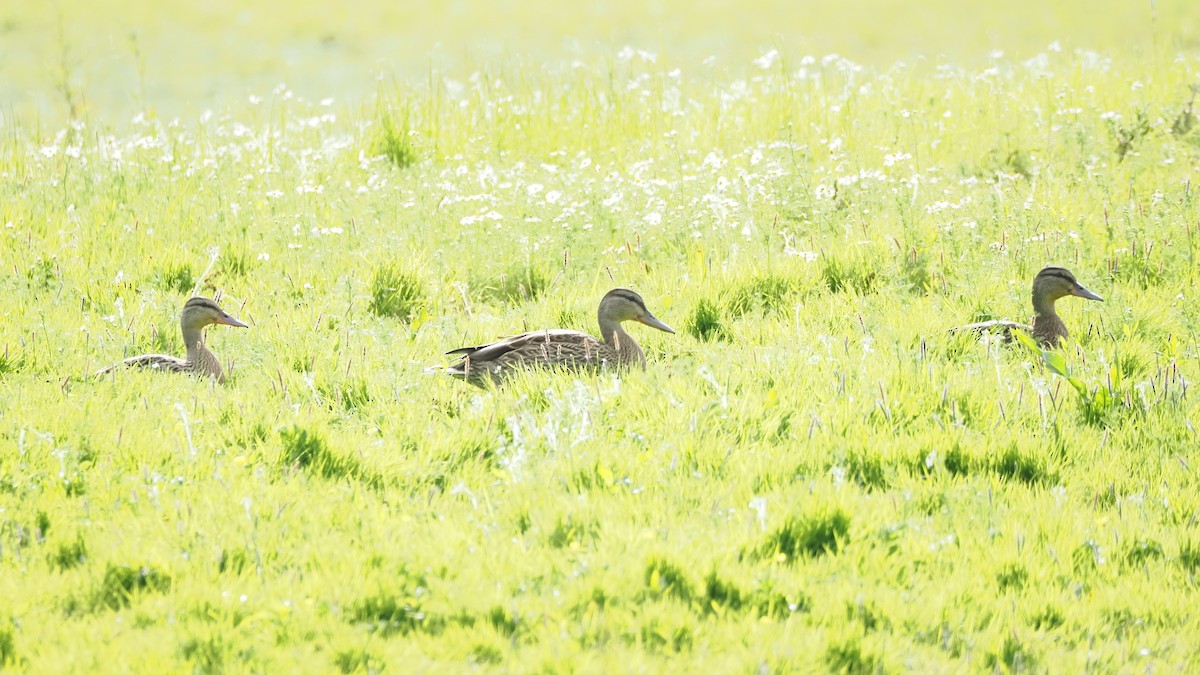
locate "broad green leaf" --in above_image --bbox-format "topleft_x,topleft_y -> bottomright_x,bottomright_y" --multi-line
1043,351 -> 1069,378
1067,376 -> 1088,398
1013,330 -> 1040,353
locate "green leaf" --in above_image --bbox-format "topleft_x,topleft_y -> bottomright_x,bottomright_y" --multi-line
1109,362 -> 1122,392
1066,376 -> 1089,398
1012,330 -> 1040,353
1043,351 -> 1069,378
1043,351 -> 1087,398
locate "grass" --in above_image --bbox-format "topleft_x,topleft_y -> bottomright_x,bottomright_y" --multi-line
3,0 -> 1200,671
367,264 -> 425,321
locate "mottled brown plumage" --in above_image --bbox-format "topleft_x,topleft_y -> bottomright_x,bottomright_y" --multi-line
95,297 -> 248,383
953,266 -> 1103,347
446,288 -> 674,387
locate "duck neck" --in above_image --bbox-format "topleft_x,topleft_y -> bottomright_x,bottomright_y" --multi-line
600,320 -> 645,365
1031,292 -> 1058,320
182,323 -> 223,378
1030,293 -> 1067,344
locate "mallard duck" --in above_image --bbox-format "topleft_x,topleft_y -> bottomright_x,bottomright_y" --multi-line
96,297 -> 248,383
953,266 -> 1103,347
446,288 -> 674,386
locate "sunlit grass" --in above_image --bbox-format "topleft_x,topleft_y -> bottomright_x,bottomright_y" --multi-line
3,1 -> 1200,671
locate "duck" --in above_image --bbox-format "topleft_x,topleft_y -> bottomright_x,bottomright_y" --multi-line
953,266 -> 1103,347
95,296 -> 248,383
446,288 -> 674,386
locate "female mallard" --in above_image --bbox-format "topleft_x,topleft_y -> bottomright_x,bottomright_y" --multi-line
96,297 -> 248,383
446,288 -> 674,386
953,266 -> 1103,347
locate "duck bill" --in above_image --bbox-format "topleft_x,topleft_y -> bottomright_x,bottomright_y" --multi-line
1071,285 -> 1104,302
639,313 -> 675,334
216,314 -> 250,328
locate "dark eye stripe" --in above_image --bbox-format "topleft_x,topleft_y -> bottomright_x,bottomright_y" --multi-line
606,288 -> 646,309
1036,267 -> 1077,284
185,297 -> 222,311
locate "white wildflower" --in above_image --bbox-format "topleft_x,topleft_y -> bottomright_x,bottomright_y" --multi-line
753,49 -> 780,69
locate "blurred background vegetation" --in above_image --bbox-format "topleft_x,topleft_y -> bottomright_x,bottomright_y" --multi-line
4,0 -> 1200,120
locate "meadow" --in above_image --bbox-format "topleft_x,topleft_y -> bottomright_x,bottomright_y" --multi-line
5,0 -> 1200,671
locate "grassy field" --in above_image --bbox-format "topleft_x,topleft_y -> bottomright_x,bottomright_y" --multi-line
5,0 -> 1200,671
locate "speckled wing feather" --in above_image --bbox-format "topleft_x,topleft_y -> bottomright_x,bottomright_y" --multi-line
949,320 -> 1031,342
95,354 -> 189,377
447,329 -> 614,384
446,330 -> 593,361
